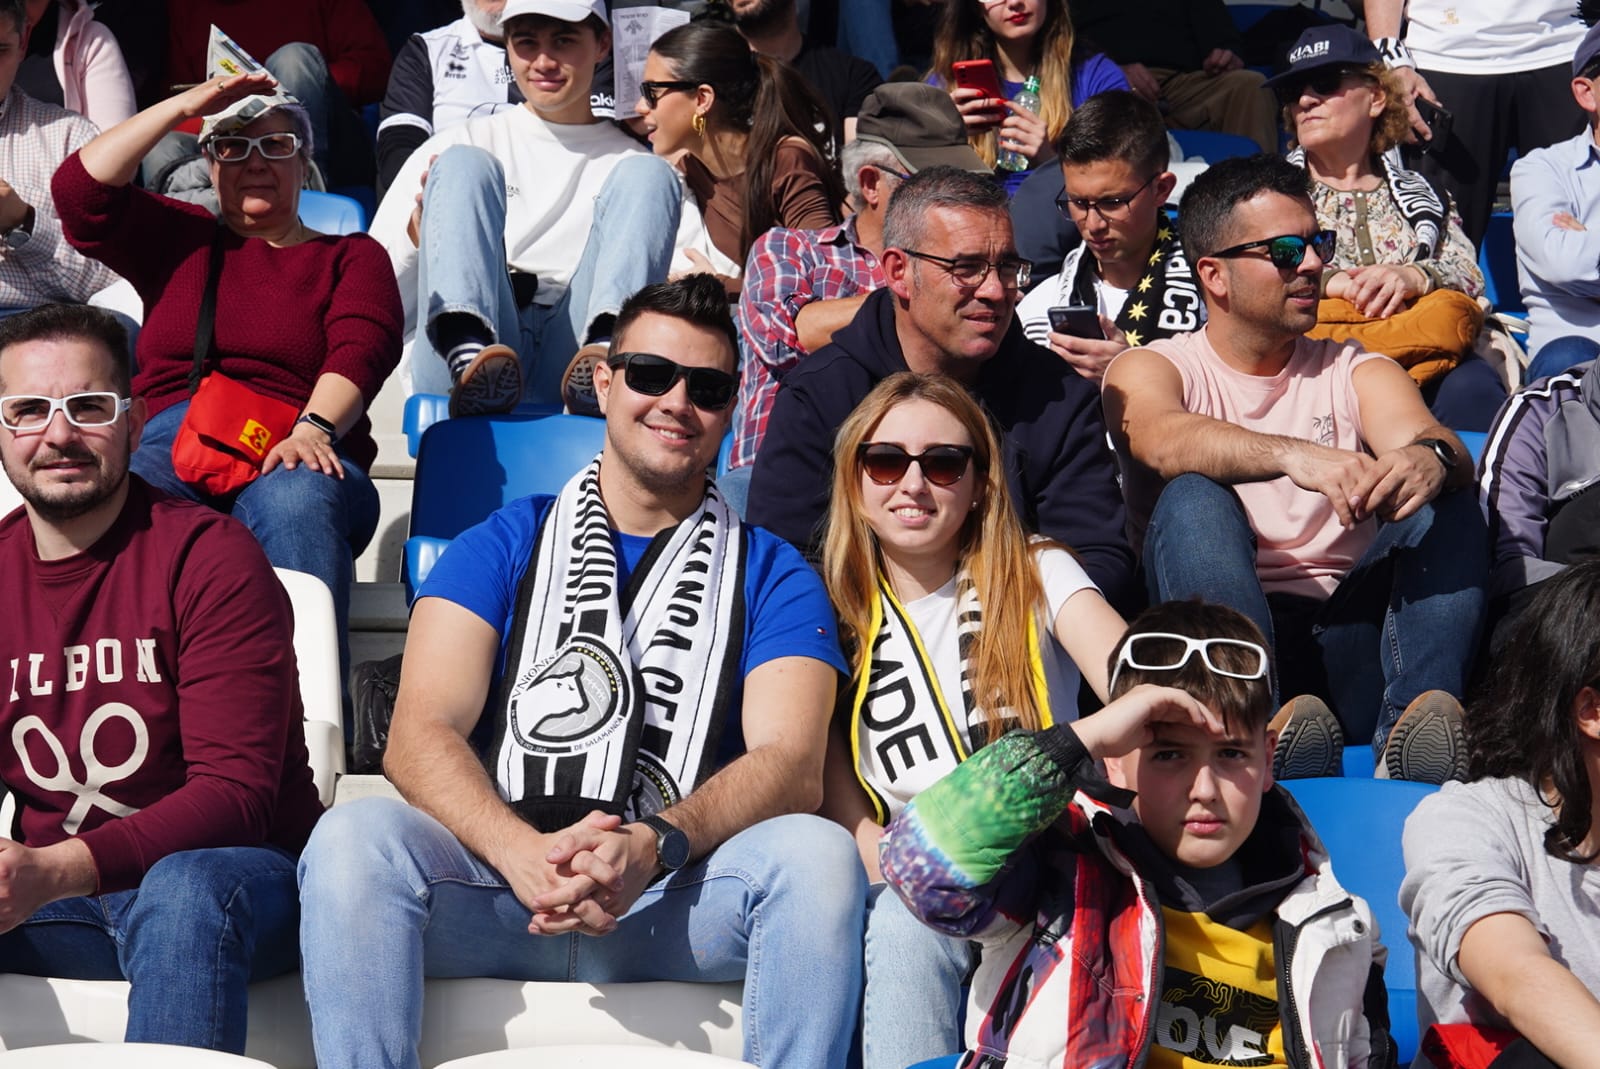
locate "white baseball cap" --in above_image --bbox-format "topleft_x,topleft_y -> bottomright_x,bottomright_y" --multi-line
499,0 -> 609,26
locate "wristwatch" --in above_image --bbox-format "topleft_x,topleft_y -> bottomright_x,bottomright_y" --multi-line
295,412 -> 338,442
3,206 -> 34,250
1414,437 -> 1456,473
639,814 -> 690,873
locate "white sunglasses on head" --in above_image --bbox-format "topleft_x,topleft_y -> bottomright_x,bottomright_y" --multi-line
1108,632 -> 1270,693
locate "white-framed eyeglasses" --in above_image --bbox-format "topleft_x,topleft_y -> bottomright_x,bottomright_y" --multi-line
1108,632 -> 1270,692
205,131 -> 302,163
0,392 -> 131,432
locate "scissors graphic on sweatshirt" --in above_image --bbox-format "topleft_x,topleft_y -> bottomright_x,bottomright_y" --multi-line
12,703 -> 148,835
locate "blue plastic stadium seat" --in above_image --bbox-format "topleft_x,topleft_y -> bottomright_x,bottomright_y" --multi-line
1455,430 -> 1487,465
299,189 -> 367,235
402,393 -> 562,457
1478,212 -> 1524,317
403,413 -> 607,595
1284,777 -> 1440,1065
716,430 -> 735,477
1171,129 -> 1261,164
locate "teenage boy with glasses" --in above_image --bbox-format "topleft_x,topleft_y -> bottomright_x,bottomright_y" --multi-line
1017,90 -> 1204,382
297,275 -> 866,1069
1102,153 -> 1487,785
882,598 -> 1399,1069
748,164 -> 1137,612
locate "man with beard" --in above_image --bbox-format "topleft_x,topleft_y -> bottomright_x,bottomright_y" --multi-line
1102,154 -> 1487,785
729,0 -> 880,146
0,304 -> 322,1051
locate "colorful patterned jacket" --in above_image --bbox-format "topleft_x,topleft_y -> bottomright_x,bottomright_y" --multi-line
881,726 -> 1399,1069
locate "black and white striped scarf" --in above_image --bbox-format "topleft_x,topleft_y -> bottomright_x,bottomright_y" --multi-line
488,456 -> 746,831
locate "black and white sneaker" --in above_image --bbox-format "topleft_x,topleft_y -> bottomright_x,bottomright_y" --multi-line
448,344 -> 522,418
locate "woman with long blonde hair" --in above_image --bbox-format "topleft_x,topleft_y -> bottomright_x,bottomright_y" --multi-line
820,372 -> 1125,1069
929,0 -> 1127,193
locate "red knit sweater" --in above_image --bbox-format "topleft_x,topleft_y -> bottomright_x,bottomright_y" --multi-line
52,152 -> 403,471
0,480 -> 324,892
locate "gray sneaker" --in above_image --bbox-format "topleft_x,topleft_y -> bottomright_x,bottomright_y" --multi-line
449,344 -> 522,418
1269,694 -> 1345,780
1381,690 -> 1468,784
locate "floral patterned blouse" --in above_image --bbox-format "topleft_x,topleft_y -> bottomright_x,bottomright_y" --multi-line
1311,172 -> 1484,299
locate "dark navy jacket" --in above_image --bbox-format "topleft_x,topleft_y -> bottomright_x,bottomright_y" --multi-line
746,286 -> 1137,610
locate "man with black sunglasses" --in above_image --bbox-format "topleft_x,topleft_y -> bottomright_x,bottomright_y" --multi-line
747,165 -> 1137,612
298,274 -> 866,1069
1102,153 -> 1488,785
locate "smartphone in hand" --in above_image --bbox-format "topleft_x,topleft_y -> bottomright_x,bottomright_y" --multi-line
952,59 -> 1005,125
1048,305 -> 1106,340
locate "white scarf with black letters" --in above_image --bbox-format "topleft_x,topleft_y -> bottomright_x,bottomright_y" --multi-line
1289,145 -> 1449,260
488,456 -> 745,830
849,571 -> 1050,824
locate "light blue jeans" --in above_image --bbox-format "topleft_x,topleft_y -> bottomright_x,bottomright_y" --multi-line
297,798 -> 867,1069
132,400 -> 380,718
862,882 -> 970,1069
0,846 -> 300,1052
411,147 -> 684,404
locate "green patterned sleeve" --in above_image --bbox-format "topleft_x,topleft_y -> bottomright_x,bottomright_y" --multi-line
879,724 -> 1095,937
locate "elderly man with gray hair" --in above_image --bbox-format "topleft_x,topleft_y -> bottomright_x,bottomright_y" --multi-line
727,82 -> 988,478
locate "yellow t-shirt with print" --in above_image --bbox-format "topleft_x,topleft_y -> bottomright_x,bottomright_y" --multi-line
1150,907 -> 1288,1069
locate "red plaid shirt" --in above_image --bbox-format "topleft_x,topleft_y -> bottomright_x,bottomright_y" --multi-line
731,216 -> 884,469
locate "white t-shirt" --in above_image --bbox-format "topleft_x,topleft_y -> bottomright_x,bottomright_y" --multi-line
370,104 -> 723,340
1403,0 -> 1582,75
859,545 -> 1098,821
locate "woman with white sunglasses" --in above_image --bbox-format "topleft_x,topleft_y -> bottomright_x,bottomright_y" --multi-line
819,371 -> 1125,1069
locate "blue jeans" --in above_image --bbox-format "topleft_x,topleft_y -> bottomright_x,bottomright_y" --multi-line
1526,335 -> 1600,383
132,400 -> 380,707
412,147 -> 683,404
0,846 -> 300,1052
862,882 -> 969,1069
297,798 -> 867,1069
1143,474 -> 1488,751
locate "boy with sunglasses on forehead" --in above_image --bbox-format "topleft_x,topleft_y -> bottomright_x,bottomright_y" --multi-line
882,598 -> 1399,1069
297,274 -> 867,1069
1102,153 -> 1487,785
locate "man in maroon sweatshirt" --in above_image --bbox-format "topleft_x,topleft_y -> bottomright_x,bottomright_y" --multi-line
0,303 -> 322,1053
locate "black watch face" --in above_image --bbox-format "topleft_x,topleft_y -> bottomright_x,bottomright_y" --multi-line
658,826 -> 691,871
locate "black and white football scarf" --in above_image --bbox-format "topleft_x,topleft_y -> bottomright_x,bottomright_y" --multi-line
488,456 -> 745,831
1289,145 -> 1449,261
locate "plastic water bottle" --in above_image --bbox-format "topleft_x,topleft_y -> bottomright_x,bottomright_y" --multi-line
997,76 -> 1041,173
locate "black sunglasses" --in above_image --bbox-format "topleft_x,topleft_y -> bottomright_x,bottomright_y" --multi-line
1275,66 -> 1371,104
639,80 -> 699,108
857,443 -> 975,487
1208,229 -> 1337,270
606,352 -> 737,411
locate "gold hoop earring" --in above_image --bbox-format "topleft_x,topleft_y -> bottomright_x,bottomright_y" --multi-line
692,113 -> 706,137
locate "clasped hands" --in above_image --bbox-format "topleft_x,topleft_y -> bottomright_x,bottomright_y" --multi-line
502,811 -> 662,938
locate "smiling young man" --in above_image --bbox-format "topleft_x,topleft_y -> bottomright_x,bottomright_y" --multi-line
369,0 -> 713,416
1102,153 -> 1487,784
1017,90 -> 1202,382
881,599 -> 1398,1069
297,275 -> 865,1069
0,303 -> 322,1053
747,165 -> 1136,611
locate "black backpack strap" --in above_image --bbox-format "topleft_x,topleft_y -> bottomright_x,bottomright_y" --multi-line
188,223 -> 228,395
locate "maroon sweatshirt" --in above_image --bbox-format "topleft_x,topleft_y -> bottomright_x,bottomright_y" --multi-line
0,479 -> 323,893
52,152 -> 403,472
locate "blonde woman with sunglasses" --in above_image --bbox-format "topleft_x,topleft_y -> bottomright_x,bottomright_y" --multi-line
819,371 -> 1125,1069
